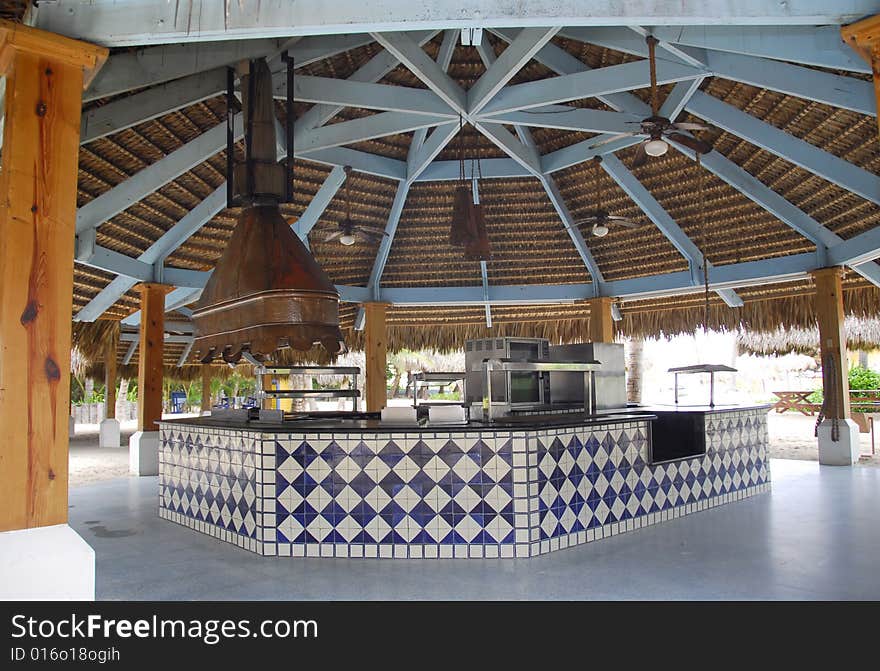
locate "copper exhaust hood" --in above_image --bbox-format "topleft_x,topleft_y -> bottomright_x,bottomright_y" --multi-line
193,58 -> 344,364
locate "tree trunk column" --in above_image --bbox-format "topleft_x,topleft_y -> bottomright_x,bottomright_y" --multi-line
626,337 -> 644,404
0,20 -> 107,599
364,302 -> 389,412
811,267 -> 859,465
130,283 -> 172,476
99,334 -> 121,448
200,366 -> 212,414
587,297 -> 614,343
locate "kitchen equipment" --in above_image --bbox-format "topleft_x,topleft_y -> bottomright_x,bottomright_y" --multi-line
465,337 -> 551,412
411,371 -> 466,407
550,342 -> 626,410
254,365 -> 361,411
474,359 -> 601,422
668,364 -> 737,407
192,58 -> 344,363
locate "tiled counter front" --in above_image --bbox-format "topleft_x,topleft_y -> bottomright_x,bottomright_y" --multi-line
158,407 -> 769,558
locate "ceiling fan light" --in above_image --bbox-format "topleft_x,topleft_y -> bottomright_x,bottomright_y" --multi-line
644,138 -> 668,157
592,223 -> 609,238
339,233 -> 356,246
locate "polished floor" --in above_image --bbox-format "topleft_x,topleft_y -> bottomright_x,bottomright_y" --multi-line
68,459 -> 880,600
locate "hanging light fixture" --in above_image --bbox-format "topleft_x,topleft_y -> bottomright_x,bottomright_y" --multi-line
448,116 -> 491,260
591,222 -> 610,237
644,138 -> 669,156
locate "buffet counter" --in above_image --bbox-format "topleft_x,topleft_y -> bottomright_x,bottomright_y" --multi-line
158,405 -> 770,558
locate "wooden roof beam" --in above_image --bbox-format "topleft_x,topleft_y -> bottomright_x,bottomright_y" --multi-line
36,1 -> 879,47
685,91 -> 880,206
480,59 -> 707,115
467,27 -> 559,115
601,154 -> 742,304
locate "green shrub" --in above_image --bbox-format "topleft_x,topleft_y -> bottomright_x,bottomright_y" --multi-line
810,366 -> 880,410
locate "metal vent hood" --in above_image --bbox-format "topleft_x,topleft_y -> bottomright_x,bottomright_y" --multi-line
193,59 -> 344,364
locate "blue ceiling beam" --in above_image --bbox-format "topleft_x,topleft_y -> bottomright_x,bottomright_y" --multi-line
295,112 -> 454,155
701,49 -> 876,117
294,31 -> 439,133
40,1 -> 878,48
480,59 -> 707,115
686,91 -> 880,206
287,75 -> 459,117
467,27 -> 559,115
292,166 -> 348,240
650,25 -> 872,74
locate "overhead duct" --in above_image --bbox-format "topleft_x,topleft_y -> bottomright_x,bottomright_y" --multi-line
192,58 -> 344,364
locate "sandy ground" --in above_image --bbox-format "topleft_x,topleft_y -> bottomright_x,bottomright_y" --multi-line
69,415 -> 200,486
67,410 -> 878,487
766,411 -> 878,466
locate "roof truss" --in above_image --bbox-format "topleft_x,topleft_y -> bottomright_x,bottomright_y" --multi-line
70,19 -> 880,323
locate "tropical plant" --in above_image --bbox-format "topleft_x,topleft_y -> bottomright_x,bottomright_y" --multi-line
808,366 -> 880,411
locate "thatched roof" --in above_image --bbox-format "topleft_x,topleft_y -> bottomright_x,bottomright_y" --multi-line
737,317 -> 880,356
66,30 -> 880,371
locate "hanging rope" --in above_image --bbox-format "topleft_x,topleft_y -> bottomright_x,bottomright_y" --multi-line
696,151 -> 710,334
458,113 -> 465,184
647,35 -> 659,116
815,353 -> 841,442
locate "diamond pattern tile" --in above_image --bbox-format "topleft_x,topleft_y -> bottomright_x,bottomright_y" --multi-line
159,408 -> 770,558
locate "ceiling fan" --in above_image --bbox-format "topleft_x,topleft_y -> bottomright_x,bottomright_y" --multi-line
589,35 -> 713,166
573,157 -> 641,237
323,166 -> 389,246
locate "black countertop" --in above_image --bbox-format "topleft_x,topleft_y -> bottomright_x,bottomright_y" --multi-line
158,404 -> 770,434
159,409 -> 657,433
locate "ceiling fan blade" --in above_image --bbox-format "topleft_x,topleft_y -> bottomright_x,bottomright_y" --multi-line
667,132 -> 713,155
323,230 -> 343,242
671,122 -> 711,131
614,220 -> 641,229
630,141 -> 648,167
588,132 -> 636,149
356,229 -> 384,244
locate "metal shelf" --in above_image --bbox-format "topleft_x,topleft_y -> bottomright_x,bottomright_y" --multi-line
668,364 -> 738,407
412,371 -> 465,407
255,365 -> 361,411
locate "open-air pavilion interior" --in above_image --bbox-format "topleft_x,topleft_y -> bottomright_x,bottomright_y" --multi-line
1,1 -> 879,600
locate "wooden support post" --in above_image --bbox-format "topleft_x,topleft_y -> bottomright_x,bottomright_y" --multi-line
136,283 -> 172,432
200,366 -> 212,413
0,22 -> 106,533
842,15 -> 880,138
104,337 -> 117,420
587,297 -> 614,343
811,268 -> 851,419
364,302 -> 389,412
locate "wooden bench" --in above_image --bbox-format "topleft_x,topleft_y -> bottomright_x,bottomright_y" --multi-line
772,390 -> 821,416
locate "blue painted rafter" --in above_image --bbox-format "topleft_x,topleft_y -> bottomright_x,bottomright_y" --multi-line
685,91 -> 880,206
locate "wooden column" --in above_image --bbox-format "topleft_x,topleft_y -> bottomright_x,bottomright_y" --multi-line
0,22 -> 106,532
200,366 -> 212,413
364,302 -> 389,412
812,267 -> 851,420
104,338 -> 117,420
136,283 -> 172,432
842,16 -> 880,138
587,297 -> 614,343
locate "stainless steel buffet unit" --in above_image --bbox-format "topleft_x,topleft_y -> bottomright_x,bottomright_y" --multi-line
465,337 -> 551,411
254,365 -> 361,411
411,371 -> 466,407
668,364 -> 737,407
549,342 -> 626,410
472,359 -> 601,422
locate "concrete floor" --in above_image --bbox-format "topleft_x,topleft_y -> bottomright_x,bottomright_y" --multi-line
67,459 -> 880,600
